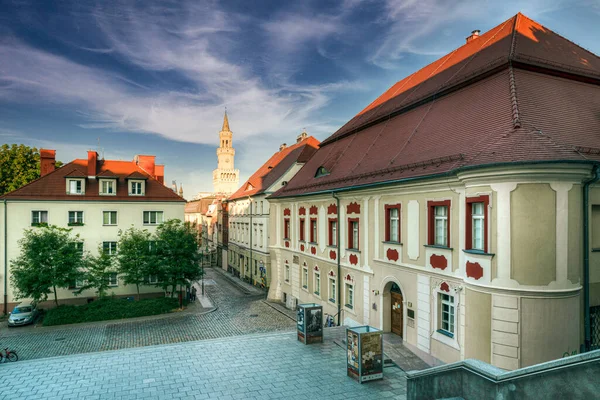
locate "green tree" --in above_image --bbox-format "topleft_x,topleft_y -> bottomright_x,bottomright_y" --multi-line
117,227 -> 156,300
76,245 -> 115,298
0,144 -> 62,195
155,219 -> 202,297
11,225 -> 84,306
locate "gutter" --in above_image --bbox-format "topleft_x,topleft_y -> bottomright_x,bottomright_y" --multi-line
332,192 -> 341,326
268,159 -> 596,201
3,199 -> 7,315
583,165 -> 600,352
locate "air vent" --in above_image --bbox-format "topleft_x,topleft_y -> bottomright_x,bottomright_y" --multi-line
282,181 -> 288,186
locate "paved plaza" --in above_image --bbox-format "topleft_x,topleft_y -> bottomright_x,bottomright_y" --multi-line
0,329 -> 407,400
0,269 -> 295,361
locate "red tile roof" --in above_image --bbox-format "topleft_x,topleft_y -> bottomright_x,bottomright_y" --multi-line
271,13 -> 600,198
228,136 -> 320,201
1,157 -> 185,202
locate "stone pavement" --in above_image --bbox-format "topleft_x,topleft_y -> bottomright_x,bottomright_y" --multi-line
0,330 -> 407,400
0,269 -> 295,361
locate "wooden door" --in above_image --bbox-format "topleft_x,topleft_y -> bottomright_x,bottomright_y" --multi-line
391,291 -> 403,337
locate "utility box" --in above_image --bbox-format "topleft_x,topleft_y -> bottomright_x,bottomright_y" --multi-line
346,326 -> 384,383
297,303 -> 323,344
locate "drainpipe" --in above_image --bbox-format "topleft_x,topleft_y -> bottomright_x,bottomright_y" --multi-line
584,165 -> 600,352
3,199 -> 7,315
332,192 -> 341,326
249,197 -> 253,286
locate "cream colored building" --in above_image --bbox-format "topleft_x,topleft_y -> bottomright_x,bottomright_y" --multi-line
267,14 -> 600,370
227,133 -> 319,288
212,112 -> 239,195
0,150 -> 185,312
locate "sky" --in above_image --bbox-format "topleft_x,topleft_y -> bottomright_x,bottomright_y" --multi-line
1,0 -> 599,199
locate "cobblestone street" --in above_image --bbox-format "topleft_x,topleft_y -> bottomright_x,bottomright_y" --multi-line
1,329 -> 407,400
0,268 -> 295,361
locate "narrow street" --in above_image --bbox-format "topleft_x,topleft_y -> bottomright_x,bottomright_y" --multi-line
0,268 -> 296,361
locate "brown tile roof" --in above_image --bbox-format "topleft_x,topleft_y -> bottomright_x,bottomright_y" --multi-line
1,158 -> 185,202
270,13 -> 600,198
184,197 -> 216,214
228,136 -> 320,200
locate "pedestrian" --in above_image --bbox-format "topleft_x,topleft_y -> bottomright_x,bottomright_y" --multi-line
191,286 -> 197,302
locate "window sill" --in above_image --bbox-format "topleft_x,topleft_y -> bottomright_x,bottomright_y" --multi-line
436,329 -> 454,338
128,193 -> 145,196
345,304 -> 353,310
328,299 -> 336,305
143,223 -> 162,226
103,224 -> 117,227
284,279 -> 290,284
592,248 -> 600,253
346,248 -> 361,253
308,241 -> 318,245
68,223 -> 85,227
383,241 -> 403,245
424,244 -> 453,250
299,240 -> 306,243
302,285 -> 308,289
31,223 -> 48,227
66,193 -> 85,196
314,292 -> 320,296
462,249 -> 495,257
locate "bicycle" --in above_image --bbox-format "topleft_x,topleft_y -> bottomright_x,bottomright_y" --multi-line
0,347 -> 18,363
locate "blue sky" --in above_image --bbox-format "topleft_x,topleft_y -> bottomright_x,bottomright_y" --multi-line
1,0 -> 599,198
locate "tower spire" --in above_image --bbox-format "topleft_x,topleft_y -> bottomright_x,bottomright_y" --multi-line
222,110 -> 230,132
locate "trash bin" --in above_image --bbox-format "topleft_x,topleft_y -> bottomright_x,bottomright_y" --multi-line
297,303 -> 323,344
346,326 -> 384,383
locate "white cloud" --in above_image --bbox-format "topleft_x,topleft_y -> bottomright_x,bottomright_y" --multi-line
0,0 -> 362,146
369,0 -> 573,69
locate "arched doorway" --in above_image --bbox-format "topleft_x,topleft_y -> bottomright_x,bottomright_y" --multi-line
390,283 -> 403,337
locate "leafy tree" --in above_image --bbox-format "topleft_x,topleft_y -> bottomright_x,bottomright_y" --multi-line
0,144 -> 62,195
155,219 -> 202,297
117,227 -> 156,300
76,245 -> 115,298
11,225 -> 84,306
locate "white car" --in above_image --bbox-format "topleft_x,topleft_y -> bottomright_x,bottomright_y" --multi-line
8,301 -> 39,327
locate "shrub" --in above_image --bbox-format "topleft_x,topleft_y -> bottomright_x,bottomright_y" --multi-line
42,297 -> 179,326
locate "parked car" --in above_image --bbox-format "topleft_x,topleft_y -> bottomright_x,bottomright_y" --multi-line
8,301 -> 39,327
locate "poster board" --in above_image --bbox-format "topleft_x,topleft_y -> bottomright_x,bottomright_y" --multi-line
297,303 -> 323,344
346,326 -> 383,383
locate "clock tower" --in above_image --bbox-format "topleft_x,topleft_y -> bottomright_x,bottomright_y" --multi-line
213,111 -> 240,195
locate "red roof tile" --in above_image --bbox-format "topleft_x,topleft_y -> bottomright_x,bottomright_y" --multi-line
228,136 -> 320,200
1,157 -> 184,202
271,13 -> 600,199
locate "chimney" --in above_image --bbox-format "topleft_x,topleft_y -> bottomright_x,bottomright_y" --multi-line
136,155 -> 156,177
40,149 -> 56,177
296,131 -> 308,143
279,143 -> 287,151
155,164 -> 165,184
466,30 -> 480,43
87,151 -> 98,178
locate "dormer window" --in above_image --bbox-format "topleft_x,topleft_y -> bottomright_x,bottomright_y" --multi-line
99,179 -> 117,196
126,171 -> 147,196
66,179 -> 85,195
129,180 -> 145,196
315,166 -> 330,178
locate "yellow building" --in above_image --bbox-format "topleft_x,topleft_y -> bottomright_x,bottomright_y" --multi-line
0,150 -> 185,312
267,13 -> 600,370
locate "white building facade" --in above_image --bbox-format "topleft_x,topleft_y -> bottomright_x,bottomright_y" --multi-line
0,150 -> 185,312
